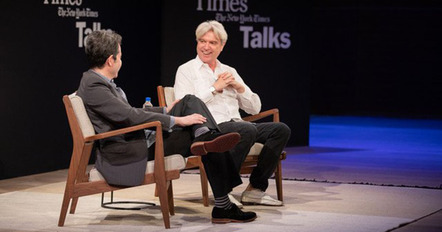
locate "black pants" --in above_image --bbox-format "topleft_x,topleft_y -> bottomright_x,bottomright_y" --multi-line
218,120 -> 291,191
151,95 -> 242,198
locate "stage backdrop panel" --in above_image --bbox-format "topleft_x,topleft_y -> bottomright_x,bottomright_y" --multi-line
0,0 -> 161,179
310,1 -> 442,118
161,0 -> 312,146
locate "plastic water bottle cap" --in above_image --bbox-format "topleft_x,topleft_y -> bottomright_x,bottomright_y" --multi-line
145,97 -> 151,102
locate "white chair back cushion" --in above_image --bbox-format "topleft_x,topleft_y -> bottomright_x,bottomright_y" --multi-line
68,93 -> 96,138
164,87 -> 176,107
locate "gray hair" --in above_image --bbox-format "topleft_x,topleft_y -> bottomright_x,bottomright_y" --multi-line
195,20 -> 228,45
85,30 -> 122,68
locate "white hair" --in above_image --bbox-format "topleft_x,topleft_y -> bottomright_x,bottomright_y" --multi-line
195,20 -> 228,44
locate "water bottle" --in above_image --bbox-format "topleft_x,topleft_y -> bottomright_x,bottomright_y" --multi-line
143,97 -> 153,108
143,97 -> 155,147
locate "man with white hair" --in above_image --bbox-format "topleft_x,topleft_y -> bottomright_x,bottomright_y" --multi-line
174,20 -> 291,209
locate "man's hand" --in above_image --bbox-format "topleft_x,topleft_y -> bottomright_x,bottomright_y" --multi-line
174,113 -> 207,127
213,72 -> 230,92
214,72 -> 245,93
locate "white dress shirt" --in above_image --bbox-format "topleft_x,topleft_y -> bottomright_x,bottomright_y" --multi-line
174,56 -> 261,124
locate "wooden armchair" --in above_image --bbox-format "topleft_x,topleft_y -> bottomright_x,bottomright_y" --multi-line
157,86 -> 287,205
59,93 -> 186,229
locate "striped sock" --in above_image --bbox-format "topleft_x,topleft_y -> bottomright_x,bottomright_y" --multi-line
194,126 -> 210,138
214,195 -> 233,209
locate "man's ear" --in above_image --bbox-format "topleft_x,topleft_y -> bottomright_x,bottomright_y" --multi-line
105,55 -> 114,67
221,42 -> 226,51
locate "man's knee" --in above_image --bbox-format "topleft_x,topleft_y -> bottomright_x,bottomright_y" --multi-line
180,94 -> 206,108
276,122 -> 291,139
183,94 -> 203,103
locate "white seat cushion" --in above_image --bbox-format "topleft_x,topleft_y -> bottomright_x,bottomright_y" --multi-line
89,154 -> 186,182
248,143 -> 263,156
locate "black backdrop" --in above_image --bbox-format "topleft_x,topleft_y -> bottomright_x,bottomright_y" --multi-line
1,1 -> 441,180
310,1 -> 442,118
0,0 -> 162,179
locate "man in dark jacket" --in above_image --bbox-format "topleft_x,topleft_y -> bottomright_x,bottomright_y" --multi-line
76,30 -> 256,223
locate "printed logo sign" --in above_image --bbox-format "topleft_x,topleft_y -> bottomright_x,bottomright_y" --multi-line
43,0 -> 112,48
196,0 -> 291,49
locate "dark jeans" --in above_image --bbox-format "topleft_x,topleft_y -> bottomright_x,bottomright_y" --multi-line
218,120 -> 291,191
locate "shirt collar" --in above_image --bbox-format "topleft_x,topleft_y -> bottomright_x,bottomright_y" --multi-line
194,55 -> 222,71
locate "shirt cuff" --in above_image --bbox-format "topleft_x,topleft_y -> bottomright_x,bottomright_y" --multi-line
239,88 -> 253,99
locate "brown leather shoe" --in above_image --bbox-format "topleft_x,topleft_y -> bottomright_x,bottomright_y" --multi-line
190,131 -> 240,156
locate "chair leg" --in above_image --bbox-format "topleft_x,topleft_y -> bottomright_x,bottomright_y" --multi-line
69,197 -> 79,214
167,181 -> 175,215
59,158 -> 78,227
156,182 -> 171,229
154,185 -> 159,197
58,190 -> 71,226
198,157 -> 209,207
275,160 -> 283,201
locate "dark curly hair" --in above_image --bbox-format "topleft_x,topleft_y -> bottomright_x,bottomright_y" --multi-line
85,30 -> 122,68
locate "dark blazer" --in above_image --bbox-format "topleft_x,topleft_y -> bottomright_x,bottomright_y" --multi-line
77,70 -> 171,186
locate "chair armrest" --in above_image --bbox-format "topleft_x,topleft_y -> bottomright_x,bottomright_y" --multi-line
84,121 -> 162,142
86,120 -> 168,182
242,108 -> 279,123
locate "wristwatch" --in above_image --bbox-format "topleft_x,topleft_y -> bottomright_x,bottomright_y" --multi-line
209,86 -> 216,93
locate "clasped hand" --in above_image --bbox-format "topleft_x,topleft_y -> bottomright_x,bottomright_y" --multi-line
213,72 -> 245,93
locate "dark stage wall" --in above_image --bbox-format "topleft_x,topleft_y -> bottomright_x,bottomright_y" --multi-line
1,1 -> 441,180
0,0 -> 162,179
310,1 -> 442,118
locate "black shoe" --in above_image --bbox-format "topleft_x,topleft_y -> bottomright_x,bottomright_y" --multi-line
190,131 -> 240,156
212,204 -> 257,224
